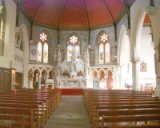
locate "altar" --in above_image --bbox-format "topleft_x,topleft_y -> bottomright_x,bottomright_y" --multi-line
57,77 -> 87,88
56,45 -> 90,88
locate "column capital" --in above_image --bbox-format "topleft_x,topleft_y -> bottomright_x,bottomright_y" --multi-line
131,58 -> 140,64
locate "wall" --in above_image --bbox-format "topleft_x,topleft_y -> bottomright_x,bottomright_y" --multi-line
117,14 -> 128,40
18,10 -> 31,39
0,67 -> 11,91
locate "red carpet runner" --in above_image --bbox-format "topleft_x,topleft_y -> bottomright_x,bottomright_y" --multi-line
60,88 -> 84,95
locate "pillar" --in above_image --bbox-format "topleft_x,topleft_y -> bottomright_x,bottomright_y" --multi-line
132,59 -> 141,90
154,47 -> 160,97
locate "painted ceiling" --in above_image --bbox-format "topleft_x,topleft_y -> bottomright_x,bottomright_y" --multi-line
21,0 -> 136,29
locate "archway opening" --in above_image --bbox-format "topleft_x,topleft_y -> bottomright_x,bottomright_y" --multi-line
139,14 -> 156,93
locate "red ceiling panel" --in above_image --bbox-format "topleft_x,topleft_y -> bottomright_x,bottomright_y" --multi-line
85,0 -> 113,27
23,0 -> 44,18
60,0 -> 88,29
22,0 -> 135,29
34,0 -> 63,27
104,0 -> 124,21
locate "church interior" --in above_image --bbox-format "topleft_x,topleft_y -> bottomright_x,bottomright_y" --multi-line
0,0 -> 160,127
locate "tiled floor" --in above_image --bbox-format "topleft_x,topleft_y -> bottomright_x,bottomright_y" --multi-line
44,96 -> 91,128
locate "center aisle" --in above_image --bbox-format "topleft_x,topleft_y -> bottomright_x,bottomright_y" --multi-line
44,96 -> 91,128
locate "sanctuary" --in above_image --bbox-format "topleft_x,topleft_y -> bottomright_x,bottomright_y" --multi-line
0,0 -> 160,96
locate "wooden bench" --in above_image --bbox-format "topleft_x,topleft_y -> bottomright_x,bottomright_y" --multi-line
83,89 -> 160,128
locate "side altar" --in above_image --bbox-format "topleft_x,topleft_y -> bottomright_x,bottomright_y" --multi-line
56,45 -> 90,88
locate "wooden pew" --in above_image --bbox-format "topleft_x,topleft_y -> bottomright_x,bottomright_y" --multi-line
0,108 -> 35,128
83,89 -> 160,128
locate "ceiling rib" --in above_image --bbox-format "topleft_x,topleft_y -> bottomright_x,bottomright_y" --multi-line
16,0 -> 23,26
83,0 -> 90,29
58,0 -> 67,29
102,0 -> 118,41
122,0 -> 131,29
122,0 -> 130,18
102,0 -> 115,24
33,0 -> 47,22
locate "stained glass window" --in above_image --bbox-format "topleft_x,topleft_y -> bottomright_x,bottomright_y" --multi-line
98,32 -> 110,64
43,43 -> 48,63
99,43 -> 104,64
67,35 -> 80,62
37,32 -> 48,63
105,43 -> 110,63
37,42 -> 42,62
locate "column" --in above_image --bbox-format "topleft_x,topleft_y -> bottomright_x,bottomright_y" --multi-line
132,59 -> 140,90
154,47 -> 160,97
95,48 -> 98,65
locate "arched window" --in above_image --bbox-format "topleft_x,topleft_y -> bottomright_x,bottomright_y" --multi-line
105,43 -> 110,63
37,32 -> 48,63
98,32 -> 110,64
43,43 -> 48,63
37,42 -> 42,62
0,0 -> 5,56
67,35 -> 80,62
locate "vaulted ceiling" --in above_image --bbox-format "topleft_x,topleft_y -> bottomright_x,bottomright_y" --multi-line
21,0 -> 135,29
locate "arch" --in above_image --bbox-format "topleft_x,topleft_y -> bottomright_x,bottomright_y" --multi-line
131,8 -> 147,60
117,25 -> 130,65
96,30 -> 109,43
99,70 -> 105,89
92,71 -> 98,78
131,7 -> 156,90
28,69 -> 33,80
99,70 -> 105,80
107,71 -> 113,90
33,69 -> 40,82
66,32 -> 81,43
41,70 -> 47,84
49,70 -> 54,79
139,13 -> 156,92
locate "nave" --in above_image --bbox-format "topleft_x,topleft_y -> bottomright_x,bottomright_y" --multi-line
0,88 -> 160,128
44,96 -> 90,128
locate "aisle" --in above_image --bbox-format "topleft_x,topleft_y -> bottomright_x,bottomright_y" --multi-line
44,96 -> 91,128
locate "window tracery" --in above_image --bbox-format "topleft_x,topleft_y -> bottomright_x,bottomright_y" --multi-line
37,32 -> 48,63
98,32 -> 110,64
67,35 -> 80,62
